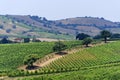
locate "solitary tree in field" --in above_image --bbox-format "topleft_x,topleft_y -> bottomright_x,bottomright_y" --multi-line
53,40 -> 67,54
0,38 -> 12,44
100,30 -> 111,43
24,54 -> 39,69
1,38 -> 9,44
24,38 -> 30,43
82,38 -> 93,47
76,33 -> 90,40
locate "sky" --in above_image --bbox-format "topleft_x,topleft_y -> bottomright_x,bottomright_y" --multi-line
0,0 -> 120,21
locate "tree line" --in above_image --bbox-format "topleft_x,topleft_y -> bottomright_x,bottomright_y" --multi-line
76,30 -> 119,43
0,37 -> 41,44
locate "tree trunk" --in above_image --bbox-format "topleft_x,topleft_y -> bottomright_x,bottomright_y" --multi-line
86,44 -> 88,47
104,37 -> 107,43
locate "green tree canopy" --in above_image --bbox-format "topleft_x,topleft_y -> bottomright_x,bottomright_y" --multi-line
0,38 -> 12,44
82,38 -> 93,47
24,54 -> 39,69
53,41 -> 67,53
100,30 -> 111,43
76,33 -> 90,40
111,33 -> 120,39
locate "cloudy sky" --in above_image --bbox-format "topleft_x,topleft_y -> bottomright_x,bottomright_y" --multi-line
0,0 -> 120,21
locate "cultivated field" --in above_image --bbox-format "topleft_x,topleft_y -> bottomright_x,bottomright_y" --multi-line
1,41 -> 120,80
0,41 -> 81,72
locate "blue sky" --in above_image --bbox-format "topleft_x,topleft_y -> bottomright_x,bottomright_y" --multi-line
0,0 -> 120,21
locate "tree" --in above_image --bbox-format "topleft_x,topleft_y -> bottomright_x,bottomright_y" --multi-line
24,38 -> 30,43
24,54 -> 39,69
100,30 -> 111,43
53,41 -> 67,54
1,38 -> 8,44
0,25 -> 3,29
76,33 -> 90,40
32,36 -> 41,42
82,38 -> 93,47
6,29 -> 11,33
111,33 -> 120,39
93,35 -> 102,39
12,25 -> 16,29
0,38 -> 12,44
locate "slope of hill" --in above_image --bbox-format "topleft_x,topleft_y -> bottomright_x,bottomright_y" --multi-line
4,41 -> 120,80
15,65 -> 120,80
55,17 -> 120,36
43,41 -> 120,70
0,15 -> 120,39
0,41 -> 81,71
0,15 -> 74,40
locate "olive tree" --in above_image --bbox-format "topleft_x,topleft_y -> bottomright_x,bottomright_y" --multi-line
82,38 -> 93,47
24,54 -> 39,69
76,33 -> 90,40
100,30 -> 111,43
53,40 -> 67,54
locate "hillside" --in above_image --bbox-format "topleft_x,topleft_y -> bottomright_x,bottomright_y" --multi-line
0,15 -> 73,40
3,41 -> 120,80
0,15 -> 120,39
56,17 -> 120,36
12,66 -> 120,80
0,41 -> 81,71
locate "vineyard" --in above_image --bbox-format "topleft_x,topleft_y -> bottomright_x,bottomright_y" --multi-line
5,41 -> 120,80
42,41 -> 120,70
17,65 -> 120,80
0,41 -> 82,72
1,41 -> 120,80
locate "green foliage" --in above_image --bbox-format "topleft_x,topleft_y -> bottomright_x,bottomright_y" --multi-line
18,66 -> 120,80
76,33 -> 90,40
0,38 -> 12,44
0,41 -> 81,72
42,41 -> 120,72
93,35 -> 102,39
24,38 -> 30,43
0,42 -> 54,71
53,41 -> 67,52
111,33 -> 120,39
24,54 -> 39,69
0,24 -> 4,29
100,30 -> 111,43
4,41 -> 120,79
101,30 -> 111,37
32,36 -> 41,42
82,38 -> 93,47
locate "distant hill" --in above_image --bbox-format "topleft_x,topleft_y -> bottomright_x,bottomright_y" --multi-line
0,15 -> 120,40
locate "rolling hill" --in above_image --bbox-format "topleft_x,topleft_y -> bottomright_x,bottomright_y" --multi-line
0,15 -> 120,39
2,41 -> 120,80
